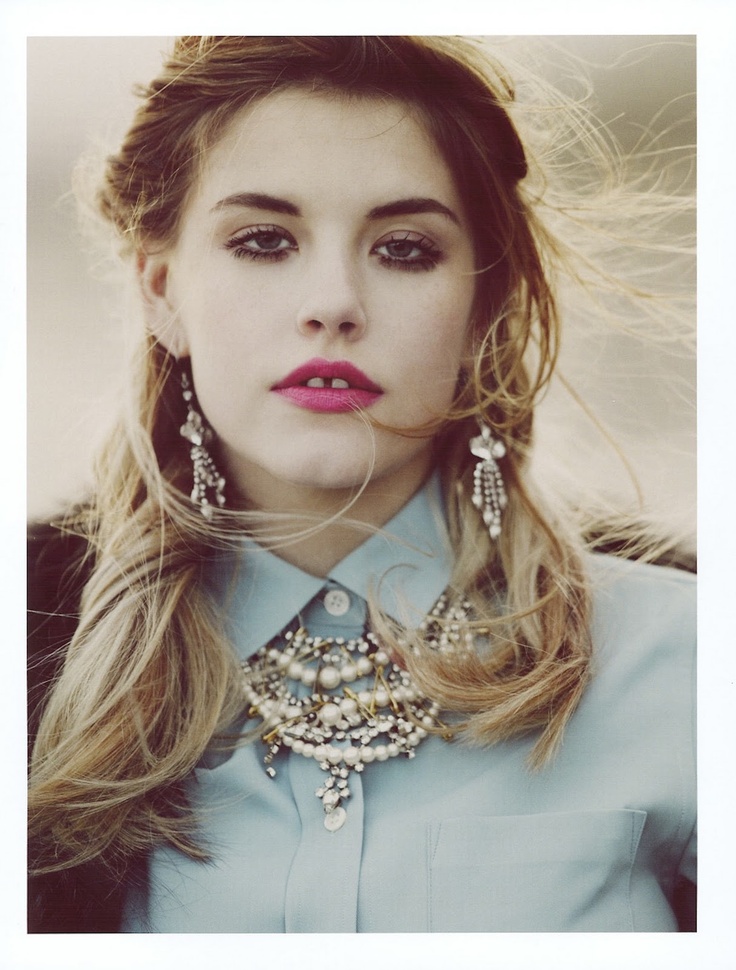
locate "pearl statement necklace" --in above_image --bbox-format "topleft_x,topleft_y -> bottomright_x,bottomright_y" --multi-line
240,593 -> 471,831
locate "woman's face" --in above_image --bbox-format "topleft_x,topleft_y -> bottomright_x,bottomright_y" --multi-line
144,89 -> 476,512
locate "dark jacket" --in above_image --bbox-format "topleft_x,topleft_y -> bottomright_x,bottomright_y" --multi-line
28,523 -> 130,932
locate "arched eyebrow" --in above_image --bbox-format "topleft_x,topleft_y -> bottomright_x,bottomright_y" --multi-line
367,198 -> 460,225
210,192 -> 460,225
210,192 -> 300,216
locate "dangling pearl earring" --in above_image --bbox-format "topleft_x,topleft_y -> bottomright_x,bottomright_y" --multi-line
469,421 -> 507,540
179,368 -> 226,518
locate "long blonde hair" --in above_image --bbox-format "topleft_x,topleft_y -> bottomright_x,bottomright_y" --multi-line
29,36 -> 692,874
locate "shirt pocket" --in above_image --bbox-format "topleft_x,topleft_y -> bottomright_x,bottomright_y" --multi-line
427,809 -> 646,932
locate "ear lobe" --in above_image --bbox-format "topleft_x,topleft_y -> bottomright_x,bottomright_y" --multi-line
137,250 -> 190,358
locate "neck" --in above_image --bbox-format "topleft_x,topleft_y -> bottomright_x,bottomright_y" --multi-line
232,462 -> 433,577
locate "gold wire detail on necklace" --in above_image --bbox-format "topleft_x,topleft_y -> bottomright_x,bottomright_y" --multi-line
240,593 -> 472,831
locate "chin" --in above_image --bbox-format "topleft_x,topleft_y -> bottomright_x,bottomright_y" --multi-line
272,436 -> 374,483
282,461 -> 379,493
226,434 -> 431,506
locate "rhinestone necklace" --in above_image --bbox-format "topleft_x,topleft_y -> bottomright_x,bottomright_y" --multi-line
240,592 -> 471,831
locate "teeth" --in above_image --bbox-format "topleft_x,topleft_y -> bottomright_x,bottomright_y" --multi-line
304,377 -> 351,389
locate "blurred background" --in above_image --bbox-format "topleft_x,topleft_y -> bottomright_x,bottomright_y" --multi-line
26,36 -> 696,539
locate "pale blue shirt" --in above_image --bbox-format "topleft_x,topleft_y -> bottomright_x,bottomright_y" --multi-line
122,477 -> 696,932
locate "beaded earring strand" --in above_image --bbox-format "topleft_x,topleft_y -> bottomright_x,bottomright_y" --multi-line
469,421 -> 507,540
179,369 -> 226,518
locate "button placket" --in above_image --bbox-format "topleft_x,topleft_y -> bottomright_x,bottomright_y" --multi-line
285,753 -> 365,932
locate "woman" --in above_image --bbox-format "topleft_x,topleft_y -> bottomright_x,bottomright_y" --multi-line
28,36 -> 695,933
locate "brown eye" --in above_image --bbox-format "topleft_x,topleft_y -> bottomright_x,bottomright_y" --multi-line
248,230 -> 289,251
383,238 -> 423,259
225,225 -> 297,261
372,232 -> 443,272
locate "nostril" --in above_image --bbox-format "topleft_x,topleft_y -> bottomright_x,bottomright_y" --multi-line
297,314 -> 364,337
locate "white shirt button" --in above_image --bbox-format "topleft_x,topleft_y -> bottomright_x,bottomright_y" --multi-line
323,588 -> 351,616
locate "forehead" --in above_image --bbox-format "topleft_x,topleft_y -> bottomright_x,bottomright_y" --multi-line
191,88 -> 461,211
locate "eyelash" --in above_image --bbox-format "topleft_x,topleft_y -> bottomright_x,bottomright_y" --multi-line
224,225 -> 297,262
223,226 -> 444,272
373,233 -> 444,272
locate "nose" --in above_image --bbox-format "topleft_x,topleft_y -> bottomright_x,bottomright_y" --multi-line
295,248 -> 367,341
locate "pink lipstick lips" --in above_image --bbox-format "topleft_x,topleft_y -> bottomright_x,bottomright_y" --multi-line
272,358 -> 383,413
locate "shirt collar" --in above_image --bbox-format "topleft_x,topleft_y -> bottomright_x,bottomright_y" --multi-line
207,473 -> 454,657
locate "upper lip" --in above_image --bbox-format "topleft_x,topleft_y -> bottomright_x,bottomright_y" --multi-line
272,358 -> 383,392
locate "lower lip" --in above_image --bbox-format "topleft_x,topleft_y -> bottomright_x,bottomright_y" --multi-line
273,386 -> 383,413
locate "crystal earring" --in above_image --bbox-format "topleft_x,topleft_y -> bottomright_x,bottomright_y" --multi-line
469,421 -> 507,540
179,368 -> 226,518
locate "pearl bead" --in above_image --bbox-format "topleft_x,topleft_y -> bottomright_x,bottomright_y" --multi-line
301,743 -> 315,757
318,703 -> 342,726
374,689 -> 389,707
287,661 -> 303,680
358,690 -> 372,705
318,667 -> 341,689
374,745 -> 388,761
339,697 -> 358,716
360,746 -> 376,763
357,657 -> 373,676
314,745 -> 328,762
291,740 -> 304,753
327,747 -> 343,765
343,746 -> 360,765
340,663 -> 358,682
374,649 -> 390,666
300,668 -> 317,687
386,742 -> 399,758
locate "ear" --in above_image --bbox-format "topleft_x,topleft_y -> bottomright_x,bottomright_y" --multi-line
136,250 -> 190,358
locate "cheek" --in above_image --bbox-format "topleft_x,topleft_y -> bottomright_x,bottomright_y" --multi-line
178,281 -> 277,367
399,283 -> 473,378
172,245 -> 284,336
